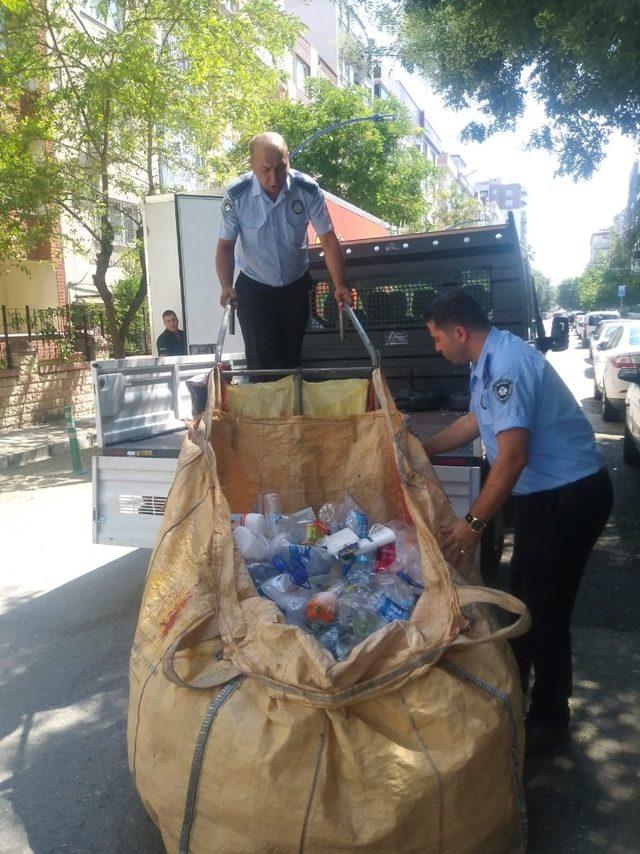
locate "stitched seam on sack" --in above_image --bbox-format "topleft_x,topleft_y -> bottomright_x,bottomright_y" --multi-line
438,660 -> 528,847
144,484 -> 213,587
178,676 -> 245,854
399,691 -> 445,854
131,606 -> 217,781
298,718 -> 327,854
132,488 -> 216,779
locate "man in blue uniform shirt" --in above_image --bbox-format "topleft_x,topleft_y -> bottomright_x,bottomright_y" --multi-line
215,132 -> 349,370
422,290 -> 613,756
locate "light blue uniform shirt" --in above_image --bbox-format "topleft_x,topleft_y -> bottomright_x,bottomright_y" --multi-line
470,327 -> 604,495
219,169 -> 333,287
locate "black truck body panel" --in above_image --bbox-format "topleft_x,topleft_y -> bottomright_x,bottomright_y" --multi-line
301,213 -> 540,400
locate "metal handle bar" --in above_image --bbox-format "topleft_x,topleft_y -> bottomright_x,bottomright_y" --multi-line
214,297 -> 379,369
215,299 -> 236,362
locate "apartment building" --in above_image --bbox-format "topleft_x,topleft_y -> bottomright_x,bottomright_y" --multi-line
475,178 -> 528,242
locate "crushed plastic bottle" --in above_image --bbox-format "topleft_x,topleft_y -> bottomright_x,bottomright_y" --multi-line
260,572 -> 313,625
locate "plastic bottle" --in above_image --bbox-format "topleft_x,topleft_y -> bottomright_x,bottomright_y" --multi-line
263,493 -> 282,538
260,573 -> 313,625
233,526 -> 270,562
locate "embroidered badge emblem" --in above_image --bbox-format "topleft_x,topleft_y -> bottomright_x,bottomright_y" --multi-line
492,378 -> 513,405
291,199 -> 304,214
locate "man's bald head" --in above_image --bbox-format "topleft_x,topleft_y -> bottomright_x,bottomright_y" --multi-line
249,132 -> 290,200
249,132 -> 288,159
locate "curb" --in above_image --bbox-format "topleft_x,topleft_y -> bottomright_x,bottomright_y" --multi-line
0,430 -> 97,471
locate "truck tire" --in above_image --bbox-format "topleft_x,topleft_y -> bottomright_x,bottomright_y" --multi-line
602,386 -> 619,422
593,376 -> 602,401
623,426 -> 640,465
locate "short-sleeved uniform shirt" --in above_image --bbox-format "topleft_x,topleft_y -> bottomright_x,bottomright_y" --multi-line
470,327 -> 604,495
218,169 -> 333,287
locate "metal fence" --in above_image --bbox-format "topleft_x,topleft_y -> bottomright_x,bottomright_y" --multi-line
0,303 -> 151,365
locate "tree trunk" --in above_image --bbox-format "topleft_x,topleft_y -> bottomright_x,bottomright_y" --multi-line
92,214 -> 125,358
118,221 -> 148,350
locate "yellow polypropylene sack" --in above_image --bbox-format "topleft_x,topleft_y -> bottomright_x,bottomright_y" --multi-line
225,375 -> 370,419
128,368 -> 530,854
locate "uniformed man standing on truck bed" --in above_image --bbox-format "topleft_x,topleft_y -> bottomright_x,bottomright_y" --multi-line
422,289 -> 613,757
215,132 -> 350,370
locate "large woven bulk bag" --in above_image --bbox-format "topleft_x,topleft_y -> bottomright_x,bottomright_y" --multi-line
128,369 -> 530,854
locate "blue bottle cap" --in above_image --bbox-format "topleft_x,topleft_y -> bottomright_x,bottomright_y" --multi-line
271,555 -> 288,573
289,564 -> 310,587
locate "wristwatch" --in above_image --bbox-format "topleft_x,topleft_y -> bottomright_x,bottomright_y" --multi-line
464,512 -> 487,535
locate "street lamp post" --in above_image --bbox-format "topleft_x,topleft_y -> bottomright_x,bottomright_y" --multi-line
289,113 -> 395,160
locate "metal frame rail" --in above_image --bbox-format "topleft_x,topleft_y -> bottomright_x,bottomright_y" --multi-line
214,302 -> 380,414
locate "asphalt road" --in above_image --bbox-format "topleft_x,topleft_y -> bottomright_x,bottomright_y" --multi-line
0,333 -> 638,853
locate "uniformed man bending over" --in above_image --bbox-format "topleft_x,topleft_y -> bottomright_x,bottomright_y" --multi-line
215,132 -> 349,370
422,289 -> 613,757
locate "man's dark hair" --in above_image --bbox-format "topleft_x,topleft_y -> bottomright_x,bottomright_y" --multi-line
162,309 -> 177,320
425,289 -> 490,331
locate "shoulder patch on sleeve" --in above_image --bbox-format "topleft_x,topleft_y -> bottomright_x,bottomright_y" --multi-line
227,174 -> 252,201
291,172 -> 319,195
492,378 -> 514,405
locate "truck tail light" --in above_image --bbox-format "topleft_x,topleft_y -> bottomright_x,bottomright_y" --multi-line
610,353 -> 640,369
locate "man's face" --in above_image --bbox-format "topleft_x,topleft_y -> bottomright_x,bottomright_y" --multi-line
163,313 -> 179,333
250,146 -> 289,199
427,321 -> 469,365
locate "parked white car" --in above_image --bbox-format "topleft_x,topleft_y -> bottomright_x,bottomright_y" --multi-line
593,321 -> 640,420
589,319 -> 621,360
621,366 -> 640,465
581,310 -> 620,347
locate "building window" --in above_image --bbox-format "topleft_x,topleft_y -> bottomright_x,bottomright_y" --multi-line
505,188 -> 514,197
79,0 -> 123,30
108,199 -> 139,246
504,199 -> 512,208
373,82 -> 389,99
293,55 -> 310,90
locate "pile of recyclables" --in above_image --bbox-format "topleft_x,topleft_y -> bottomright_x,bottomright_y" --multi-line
233,492 -> 425,661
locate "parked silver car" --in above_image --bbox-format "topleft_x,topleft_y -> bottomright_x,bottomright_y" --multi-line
620,366 -> 640,465
581,310 -> 620,347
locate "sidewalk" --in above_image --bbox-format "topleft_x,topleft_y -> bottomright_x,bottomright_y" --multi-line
0,417 -> 96,471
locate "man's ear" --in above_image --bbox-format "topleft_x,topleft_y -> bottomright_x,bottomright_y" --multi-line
453,324 -> 468,343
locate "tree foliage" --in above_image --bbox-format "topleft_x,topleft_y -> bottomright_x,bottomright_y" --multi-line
229,78 -> 434,229
388,0 -> 640,178
428,182 -> 485,231
577,231 -> 640,311
532,268 -> 552,313
555,277 -> 581,310
0,0 -> 299,355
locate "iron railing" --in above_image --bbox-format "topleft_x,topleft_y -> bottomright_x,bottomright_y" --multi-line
0,303 -> 151,364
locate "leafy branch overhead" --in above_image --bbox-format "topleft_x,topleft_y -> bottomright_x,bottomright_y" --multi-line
389,0 -> 640,179
0,0 -> 300,355
229,78 -> 435,229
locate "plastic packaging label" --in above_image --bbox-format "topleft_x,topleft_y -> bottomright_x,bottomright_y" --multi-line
376,594 -> 411,623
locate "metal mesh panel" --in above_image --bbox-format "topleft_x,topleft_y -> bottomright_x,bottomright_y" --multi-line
309,267 -> 493,331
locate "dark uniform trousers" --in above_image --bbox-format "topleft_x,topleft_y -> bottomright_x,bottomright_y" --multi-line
509,467 -> 613,725
235,270 -> 312,370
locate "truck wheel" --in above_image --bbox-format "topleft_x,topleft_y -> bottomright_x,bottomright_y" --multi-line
623,426 -> 640,465
593,377 -> 602,400
602,386 -> 619,422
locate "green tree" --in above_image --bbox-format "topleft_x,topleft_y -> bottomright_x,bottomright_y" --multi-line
229,78 -> 434,229
428,182 -> 485,231
555,277 -> 581,311
532,268 -> 552,313
389,0 -> 640,178
0,0 -> 299,355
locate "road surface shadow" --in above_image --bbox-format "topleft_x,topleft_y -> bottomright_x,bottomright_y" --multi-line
0,448 -> 97,495
0,549 -> 164,853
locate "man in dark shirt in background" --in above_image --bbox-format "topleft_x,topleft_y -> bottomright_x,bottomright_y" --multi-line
156,309 -> 187,356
